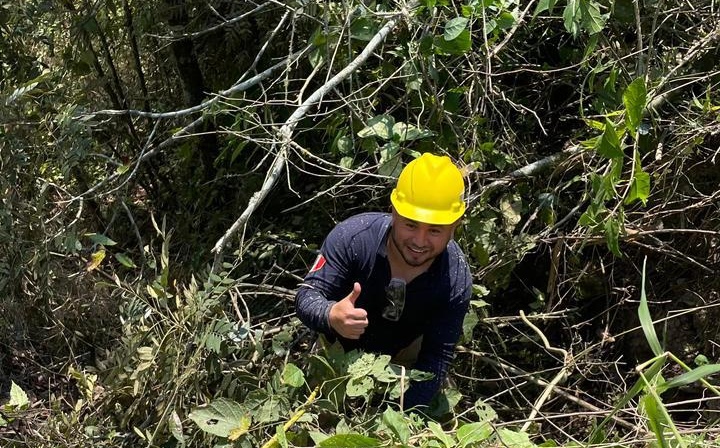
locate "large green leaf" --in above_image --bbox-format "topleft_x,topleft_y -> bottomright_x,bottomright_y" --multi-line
623,77 -> 647,134
188,398 -> 251,438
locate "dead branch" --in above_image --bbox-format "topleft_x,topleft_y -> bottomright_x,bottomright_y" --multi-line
210,6 -> 412,272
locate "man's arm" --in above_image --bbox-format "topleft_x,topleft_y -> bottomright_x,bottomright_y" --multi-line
295,222 -> 364,336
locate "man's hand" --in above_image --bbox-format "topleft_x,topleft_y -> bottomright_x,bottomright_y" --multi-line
329,282 -> 368,339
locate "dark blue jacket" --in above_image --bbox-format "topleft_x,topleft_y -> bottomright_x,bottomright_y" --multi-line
295,212 -> 472,408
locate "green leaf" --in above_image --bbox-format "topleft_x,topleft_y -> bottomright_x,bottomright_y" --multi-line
188,398 -> 251,438
625,167 -> 650,206
562,0 -> 580,36
114,252 -> 137,268
497,428 -> 536,448
346,376 -> 374,397
657,364 -> 720,394
382,408 -> 410,444
579,0 -> 605,34
433,29 -> 472,55
639,394 -> 668,445
462,309 -> 478,342
596,119 -> 623,158
456,422 -> 492,447
623,77 -> 647,134
357,115 -> 394,140
318,434 -> 382,447
281,363 -> 305,388
604,217 -> 621,257
474,398 -> 497,422
378,143 -> 403,177
87,233 -> 117,246
8,382 -> 29,409
444,17 -> 469,41
638,257 -> 663,357
533,0 -> 556,17
391,122 -> 434,142
428,421 -> 455,447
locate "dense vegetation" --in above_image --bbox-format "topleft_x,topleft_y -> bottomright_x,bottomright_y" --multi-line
1,0 -> 719,446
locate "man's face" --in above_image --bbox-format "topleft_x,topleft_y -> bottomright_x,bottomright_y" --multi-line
389,209 -> 458,268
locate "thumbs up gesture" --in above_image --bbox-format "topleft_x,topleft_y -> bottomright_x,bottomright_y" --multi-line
329,282 -> 368,339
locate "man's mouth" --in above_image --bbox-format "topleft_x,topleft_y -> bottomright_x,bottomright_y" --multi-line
407,246 -> 427,254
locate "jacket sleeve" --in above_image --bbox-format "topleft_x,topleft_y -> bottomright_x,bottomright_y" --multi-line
403,266 -> 472,408
294,224 -> 356,335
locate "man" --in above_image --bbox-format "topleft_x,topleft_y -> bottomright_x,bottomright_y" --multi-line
295,153 -> 472,408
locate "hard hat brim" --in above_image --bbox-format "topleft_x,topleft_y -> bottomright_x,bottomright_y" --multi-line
391,191 -> 465,225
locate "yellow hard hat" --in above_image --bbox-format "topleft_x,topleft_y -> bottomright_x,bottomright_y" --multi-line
390,153 -> 466,225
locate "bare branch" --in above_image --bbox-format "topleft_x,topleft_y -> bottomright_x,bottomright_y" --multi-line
211,6 -> 412,271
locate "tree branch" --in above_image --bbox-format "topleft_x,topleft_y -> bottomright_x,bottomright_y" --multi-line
210,7 -> 410,271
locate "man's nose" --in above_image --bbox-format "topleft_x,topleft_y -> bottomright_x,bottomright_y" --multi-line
412,228 -> 429,245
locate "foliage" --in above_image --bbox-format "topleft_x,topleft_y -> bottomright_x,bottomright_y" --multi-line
2,0 -> 720,446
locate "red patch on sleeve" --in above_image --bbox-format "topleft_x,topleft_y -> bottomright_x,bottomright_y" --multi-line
309,254 -> 326,273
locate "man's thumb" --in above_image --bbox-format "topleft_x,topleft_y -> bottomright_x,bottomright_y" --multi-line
346,282 -> 361,306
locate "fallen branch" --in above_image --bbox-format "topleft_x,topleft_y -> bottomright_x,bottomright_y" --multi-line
210,5 -> 412,271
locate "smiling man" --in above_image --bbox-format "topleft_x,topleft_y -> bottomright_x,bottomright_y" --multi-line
294,153 -> 472,409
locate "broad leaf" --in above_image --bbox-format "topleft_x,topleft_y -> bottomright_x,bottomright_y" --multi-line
623,77 -> 647,134
87,233 -> 117,246
444,17 -> 469,41
457,422 -> 492,447
281,363 -> 305,388
428,421 -> 455,447
8,382 -> 29,409
357,115 -> 394,140
434,29 -> 472,55
474,398 -> 497,422
382,408 -> 410,444
596,119 -> 623,158
497,428 -> 536,447
625,167 -> 650,206
346,376 -> 374,397
188,398 -> 251,438
391,122 -> 434,142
